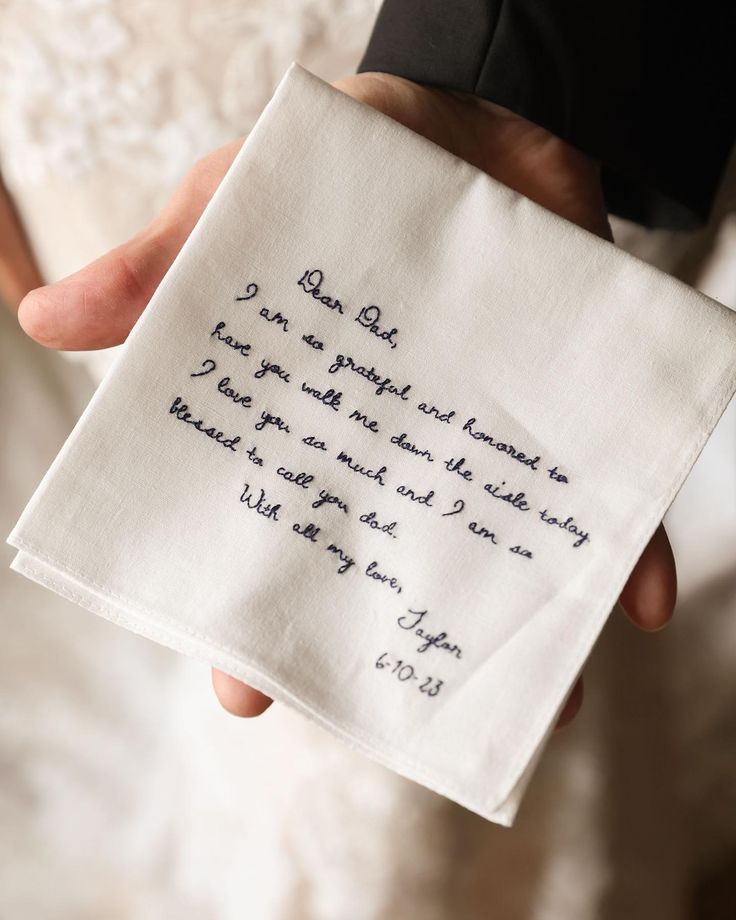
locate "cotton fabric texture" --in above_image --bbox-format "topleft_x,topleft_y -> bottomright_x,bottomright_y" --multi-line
8,63 -> 736,826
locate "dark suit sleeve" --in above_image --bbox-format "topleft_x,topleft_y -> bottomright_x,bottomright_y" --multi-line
356,0 -> 735,229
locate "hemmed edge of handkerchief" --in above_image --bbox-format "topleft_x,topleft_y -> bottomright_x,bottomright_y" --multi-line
9,544 -> 526,825
9,317 -> 736,832
7,62 -> 736,826
482,348 -> 736,821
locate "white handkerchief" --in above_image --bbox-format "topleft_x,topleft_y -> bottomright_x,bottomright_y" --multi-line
8,63 -> 736,826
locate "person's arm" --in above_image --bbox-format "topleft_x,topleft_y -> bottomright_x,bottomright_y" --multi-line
0,173 -> 44,310
357,0 -> 736,229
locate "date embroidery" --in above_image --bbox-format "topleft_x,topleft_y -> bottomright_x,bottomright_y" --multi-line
375,652 -> 443,697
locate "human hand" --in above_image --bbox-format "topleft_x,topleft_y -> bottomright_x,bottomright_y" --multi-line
17,72 -> 677,728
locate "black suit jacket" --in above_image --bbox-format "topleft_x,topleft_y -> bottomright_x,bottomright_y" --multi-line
357,0 -> 735,229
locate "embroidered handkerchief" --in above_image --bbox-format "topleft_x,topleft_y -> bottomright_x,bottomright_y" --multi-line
8,63 -> 736,825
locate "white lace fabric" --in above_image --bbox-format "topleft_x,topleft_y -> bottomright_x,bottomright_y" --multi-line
0,0 -> 375,286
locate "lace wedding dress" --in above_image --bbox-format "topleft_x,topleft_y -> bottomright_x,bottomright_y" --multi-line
1,2 -> 734,917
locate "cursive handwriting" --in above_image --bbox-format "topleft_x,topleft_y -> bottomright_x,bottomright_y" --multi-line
463,417 -> 540,470
254,410 -> 290,434
328,353 -> 411,400
483,480 -> 531,512
276,466 -> 314,489
397,608 -> 463,659
349,408 -> 379,432
326,542 -> 355,574
354,304 -> 399,350
259,305 -> 289,331
297,268 -> 345,315
359,510 -> 398,539
539,509 -> 590,547
239,481 -> 281,521
254,358 -> 291,383
217,376 -> 252,409
235,282 -> 258,301
336,450 -> 387,486
417,402 -> 455,424
365,559 -> 402,594
302,434 -> 328,451
390,431 -> 435,463
302,332 -> 325,351
210,321 -> 251,358
312,489 -> 348,514
396,483 -> 435,506
292,520 -> 321,542
301,381 -> 342,411
168,396 -> 240,451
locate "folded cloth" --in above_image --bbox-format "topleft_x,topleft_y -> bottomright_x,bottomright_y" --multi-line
8,63 -> 736,825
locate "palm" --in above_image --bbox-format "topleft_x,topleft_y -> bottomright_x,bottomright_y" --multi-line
18,72 -> 676,726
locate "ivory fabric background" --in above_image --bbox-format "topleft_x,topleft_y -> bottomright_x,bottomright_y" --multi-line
1,2 -> 735,917
7,61 -> 736,829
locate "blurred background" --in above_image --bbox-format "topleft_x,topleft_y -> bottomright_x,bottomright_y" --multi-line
0,2 -> 734,918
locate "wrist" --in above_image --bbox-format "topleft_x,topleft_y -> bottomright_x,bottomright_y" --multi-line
335,71 -> 611,240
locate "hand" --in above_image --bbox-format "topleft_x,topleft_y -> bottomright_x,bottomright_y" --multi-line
17,72 -> 677,728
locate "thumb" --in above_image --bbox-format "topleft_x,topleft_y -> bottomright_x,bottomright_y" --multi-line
18,227 -> 180,350
18,140 -> 242,351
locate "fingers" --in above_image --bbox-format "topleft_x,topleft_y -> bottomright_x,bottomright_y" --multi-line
554,526 -> 677,731
619,523 -> 677,631
213,524 -> 672,728
207,523 -> 674,727
207,524 -> 669,728
211,668 -> 273,718
18,228 -> 180,350
17,140 -> 243,351
215,665 -> 584,728
554,675 -> 583,730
